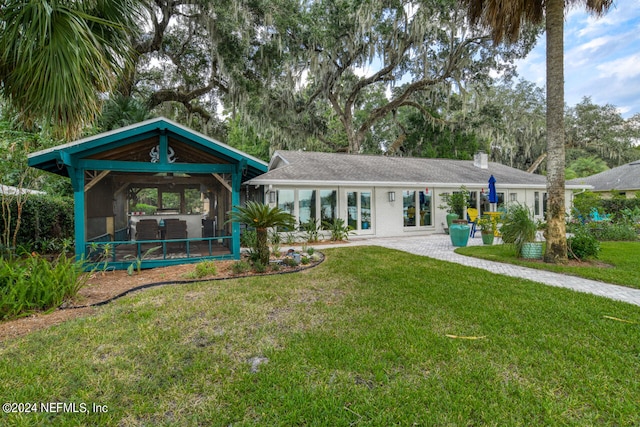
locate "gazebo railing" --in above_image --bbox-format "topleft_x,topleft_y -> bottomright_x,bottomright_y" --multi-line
85,235 -> 235,270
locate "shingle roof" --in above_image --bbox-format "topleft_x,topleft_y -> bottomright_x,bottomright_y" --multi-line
567,160 -> 640,191
248,150 -> 570,188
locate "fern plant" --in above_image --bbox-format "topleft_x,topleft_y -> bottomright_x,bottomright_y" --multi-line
322,218 -> 353,241
499,203 -> 537,256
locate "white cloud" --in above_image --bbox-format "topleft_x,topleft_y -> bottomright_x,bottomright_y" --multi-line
515,0 -> 640,117
596,54 -> 640,79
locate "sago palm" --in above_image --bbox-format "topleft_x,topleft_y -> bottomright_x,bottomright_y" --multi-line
227,201 -> 295,266
460,0 -> 612,263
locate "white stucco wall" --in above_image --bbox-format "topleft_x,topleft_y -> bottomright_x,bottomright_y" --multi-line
268,185 -> 576,238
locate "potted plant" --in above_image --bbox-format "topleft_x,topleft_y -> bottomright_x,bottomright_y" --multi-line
439,186 -> 470,231
499,203 -> 541,258
477,215 -> 495,245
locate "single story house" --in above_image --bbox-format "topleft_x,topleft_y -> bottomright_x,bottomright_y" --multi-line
568,160 -> 640,198
247,150 -> 589,237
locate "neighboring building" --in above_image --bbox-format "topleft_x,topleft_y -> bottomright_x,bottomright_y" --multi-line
568,160 -> 640,199
0,184 -> 45,196
247,150 -> 589,237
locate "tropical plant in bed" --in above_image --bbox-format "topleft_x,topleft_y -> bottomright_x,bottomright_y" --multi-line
500,203 -> 537,257
0,253 -> 86,320
322,218 -> 353,241
300,219 -> 320,243
228,201 -> 295,266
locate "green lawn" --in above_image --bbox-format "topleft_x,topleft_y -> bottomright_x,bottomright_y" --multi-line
1,246 -> 639,426
456,241 -> 640,289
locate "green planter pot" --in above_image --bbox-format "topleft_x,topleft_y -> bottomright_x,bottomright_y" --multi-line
446,213 -> 459,229
481,232 -> 494,245
521,242 -> 543,259
450,222 -> 470,247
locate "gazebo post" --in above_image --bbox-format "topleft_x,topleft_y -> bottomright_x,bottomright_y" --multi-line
231,166 -> 242,259
71,168 -> 86,262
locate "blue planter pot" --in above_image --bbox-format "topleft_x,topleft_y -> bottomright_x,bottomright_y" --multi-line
450,223 -> 470,247
521,242 -> 543,259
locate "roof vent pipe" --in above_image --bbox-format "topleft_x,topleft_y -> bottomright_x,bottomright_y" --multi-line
474,151 -> 488,169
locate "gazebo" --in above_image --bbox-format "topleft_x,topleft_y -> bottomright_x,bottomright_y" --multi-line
28,117 -> 267,269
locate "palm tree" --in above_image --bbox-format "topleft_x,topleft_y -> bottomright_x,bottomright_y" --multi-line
460,0 -> 612,263
227,201 -> 295,266
0,0 -> 143,139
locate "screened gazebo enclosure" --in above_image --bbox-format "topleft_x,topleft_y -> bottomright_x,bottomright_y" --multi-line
28,118 -> 267,269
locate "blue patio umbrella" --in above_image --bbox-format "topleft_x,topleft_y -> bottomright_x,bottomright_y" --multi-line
488,175 -> 498,207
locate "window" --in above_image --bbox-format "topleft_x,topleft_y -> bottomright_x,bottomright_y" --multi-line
160,191 -> 180,212
403,190 -> 431,227
347,191 -> 372,230
320,190 -> 336,223
298,190 -> 316,225
277,190 -> 295,215
469,191 -> 478,210
361,192 -> 371,229
534,192 -> 540,216
276,189 -> 295,231
403,191 -> 416,226
419,191 -> 432,226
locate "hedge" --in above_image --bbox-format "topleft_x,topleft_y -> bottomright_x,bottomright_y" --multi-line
0,194 -> 74,250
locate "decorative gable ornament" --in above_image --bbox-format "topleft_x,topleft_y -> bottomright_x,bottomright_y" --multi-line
150,145 -> 176,163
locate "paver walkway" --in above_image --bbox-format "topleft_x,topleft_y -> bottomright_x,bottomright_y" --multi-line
333,234 -> 640,307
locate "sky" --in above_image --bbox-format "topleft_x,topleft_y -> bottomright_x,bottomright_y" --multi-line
514,0 -> 640,118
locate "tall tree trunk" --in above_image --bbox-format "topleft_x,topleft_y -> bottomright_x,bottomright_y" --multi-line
256,227 -> 270,266
543,0 -> 568,263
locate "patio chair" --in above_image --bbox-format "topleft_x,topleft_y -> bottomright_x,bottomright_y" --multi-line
135,219 -> 159,241
590,208 -> 611,222
164,219 -> 188,251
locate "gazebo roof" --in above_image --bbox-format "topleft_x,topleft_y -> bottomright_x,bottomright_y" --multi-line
28,117 -> 267,179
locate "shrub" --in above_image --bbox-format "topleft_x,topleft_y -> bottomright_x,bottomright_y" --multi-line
588,222 -> 638,241
231,261 -> 251,275
253,261 -> 267,273
282,257 -> 298,267
271,243 -> 281,258
240,229 -> 257,248
0,254 -> 86,320
194,260 -> 217,278
0,194 -> 74,251
300,220 -> 320,243
131,203 -> 157,215
601,196 -> 640,221
572,191 -> 602,221
322,218 -> 353,241
499,203 -> 537,256
568,227 -> 600,260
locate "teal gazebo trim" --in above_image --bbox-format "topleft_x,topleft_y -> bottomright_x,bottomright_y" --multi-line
28,117 -> 268,269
